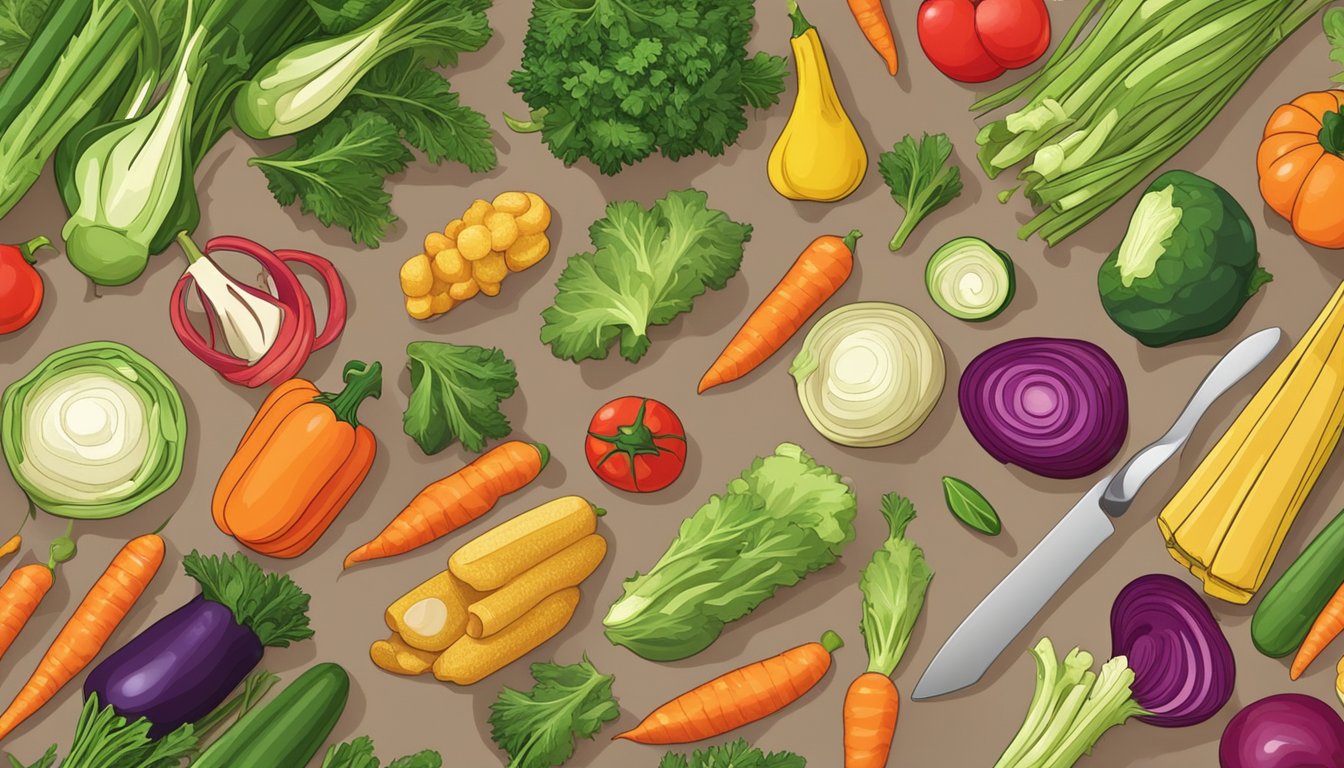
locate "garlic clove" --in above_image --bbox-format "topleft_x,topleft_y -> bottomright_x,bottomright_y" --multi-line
186,257 -> 284,364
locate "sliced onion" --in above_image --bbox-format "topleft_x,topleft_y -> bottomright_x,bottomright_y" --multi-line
1112,574 -> 1235,727
790,302 -> 945,447
958,337 -> 1127,478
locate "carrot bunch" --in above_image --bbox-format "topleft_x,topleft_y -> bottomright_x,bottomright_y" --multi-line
616,630 -> 844,744
843,494 -> 933,767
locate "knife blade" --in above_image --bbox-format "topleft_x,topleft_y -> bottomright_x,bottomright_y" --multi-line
911,327 -> 1283,700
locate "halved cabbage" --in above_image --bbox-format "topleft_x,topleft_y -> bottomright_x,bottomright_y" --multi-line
2,342 -> 187,518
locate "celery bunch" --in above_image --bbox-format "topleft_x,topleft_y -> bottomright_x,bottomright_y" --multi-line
975,0 -> 1331,245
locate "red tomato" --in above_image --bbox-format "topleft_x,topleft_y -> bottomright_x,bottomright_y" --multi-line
0,237 -> 51,335
585,396 -> 687,493
918,0 -> 1050,83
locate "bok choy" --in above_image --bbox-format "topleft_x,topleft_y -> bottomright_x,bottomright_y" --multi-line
233,0 -> 492,139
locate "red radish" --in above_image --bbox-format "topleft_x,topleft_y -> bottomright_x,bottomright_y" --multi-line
918,0 -> 1050,83
0,237 -> 52,335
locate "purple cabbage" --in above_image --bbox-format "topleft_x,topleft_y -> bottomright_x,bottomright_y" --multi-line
1220,694 -> 1344,768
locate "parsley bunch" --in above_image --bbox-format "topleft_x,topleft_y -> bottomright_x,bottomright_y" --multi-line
508,0 -> 787,174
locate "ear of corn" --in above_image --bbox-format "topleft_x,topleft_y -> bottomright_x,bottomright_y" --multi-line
1159,282 -> 1344,603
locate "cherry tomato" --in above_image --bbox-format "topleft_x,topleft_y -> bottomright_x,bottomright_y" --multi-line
918,0 -> 1050,83
0,237 -> 52,335
585,396 -> 687,493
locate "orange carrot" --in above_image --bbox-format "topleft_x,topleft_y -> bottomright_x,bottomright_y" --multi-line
847,0 -> 898,75
0,530 -> 165,741
844,672 -> 900,767
1292,581 -> 1344,679
343,441 -> 549,569
698,230 -> 858,394
0,535 -> 20,562
615,631 -> 843,744
0,527 -> 76,664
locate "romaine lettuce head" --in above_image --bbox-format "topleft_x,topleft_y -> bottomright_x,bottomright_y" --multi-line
603,443 -> 856,661
1097,170 -> 1271,347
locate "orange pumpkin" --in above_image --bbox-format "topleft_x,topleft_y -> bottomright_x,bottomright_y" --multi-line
213,360 -> 381,558
1257,90 -> 1344,249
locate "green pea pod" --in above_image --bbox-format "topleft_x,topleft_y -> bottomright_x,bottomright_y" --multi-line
941,476 -> 1002,536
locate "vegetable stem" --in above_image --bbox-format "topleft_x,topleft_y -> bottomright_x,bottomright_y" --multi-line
175,231 -> 206,264
18,237 -> 52,264
46,522 -> 75,572
1321,109 -> 1344,157
820,629 -> 844,653
842,228 -> 862,253
315,360 -> 383,428
787,0 -> 813,38
889,215 -> 918,252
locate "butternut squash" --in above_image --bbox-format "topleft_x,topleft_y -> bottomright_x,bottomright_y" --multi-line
1159,281 -> 1344,603
767,0 -> 867,203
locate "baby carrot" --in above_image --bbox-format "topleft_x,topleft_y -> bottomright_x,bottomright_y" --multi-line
615,631 -> 843,744
1292,581 -> 1344,680
0,535 -> 20,562
698,231 -> 858,393
0,529 -> 76,665
343,441 -> 548,568
847,0 -> 898,75
0,529 -> 165,741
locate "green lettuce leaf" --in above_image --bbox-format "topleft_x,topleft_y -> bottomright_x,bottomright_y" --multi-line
402,341 -> 518,455
858,495 -> 933,676
488,658 -> 619,768
540,189 -> 751,363
1328,8 -> 1344,84
604,443 -> 856,661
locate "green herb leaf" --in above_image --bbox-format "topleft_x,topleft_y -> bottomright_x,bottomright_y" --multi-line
183,551 -> 314,647
508,0 -> 785,174
348,53 -> 496,170
858,494 -> 933,676
879,133 -> 964,252
488,657 -> 619,768
658,739 -> 806,768
540,189 -> 751,363
604,443 -> 856,661
321,736 -> 442,768
49,695 -> 199,768
941,476 -> 1002,535
0,0 -> 50,72
403,341 -> 519,455
250,113 -> 412,247
1327,8 -> 1344,84
305,0 -> 385,34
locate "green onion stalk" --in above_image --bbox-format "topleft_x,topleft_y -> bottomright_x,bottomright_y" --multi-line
974,0 -> 1332,245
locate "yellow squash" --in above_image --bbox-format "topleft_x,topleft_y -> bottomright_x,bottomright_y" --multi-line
768,0 -> 867,202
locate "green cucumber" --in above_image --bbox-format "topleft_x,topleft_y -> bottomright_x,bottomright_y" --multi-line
925,237 -> 1016,321
1251,508 -> 1344,657
193,662 -> 349,768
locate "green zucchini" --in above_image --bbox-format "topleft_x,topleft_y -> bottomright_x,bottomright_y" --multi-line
0,0 -> 94,128
193,662 -> 349,768
1251,508 -> 1344,657
924,237 -> 1016,321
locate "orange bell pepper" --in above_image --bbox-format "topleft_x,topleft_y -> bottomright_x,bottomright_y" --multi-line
213,360 -> 381,558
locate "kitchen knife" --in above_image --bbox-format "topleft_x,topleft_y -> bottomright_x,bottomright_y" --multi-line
911,327 -> 1282,700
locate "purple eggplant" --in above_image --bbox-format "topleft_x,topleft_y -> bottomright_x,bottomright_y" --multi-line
83,551 -> 313,737
85,596 -> 263,736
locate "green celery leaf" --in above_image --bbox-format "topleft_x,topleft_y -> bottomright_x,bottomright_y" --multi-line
348,53 -> 496,170
858,494 -> 933,676
386,751 -> 442,768
250,113 -> 412,247
183,551 -> 314,647
1328,8 -> 1344,84
488,658 -> 619,768
604,443 -> 856,661
659,739 -> 806,768
879,133 -> 964,252
306,0 -> 387,32
402,341 -> 519,455
740,52 -> 789,109
321,736 -> 442,768
401,0 -> 493,67
539,189 -> 750,363
0,0 -> 51,72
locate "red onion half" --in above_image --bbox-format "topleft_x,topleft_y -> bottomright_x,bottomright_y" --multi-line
1112,574 -> 1235,727
958,337 -> 1127,479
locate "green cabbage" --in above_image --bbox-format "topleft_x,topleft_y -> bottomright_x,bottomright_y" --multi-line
2,342 -> 187,519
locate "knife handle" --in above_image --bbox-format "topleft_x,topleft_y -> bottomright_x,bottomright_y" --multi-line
1099,327 -> 1282,516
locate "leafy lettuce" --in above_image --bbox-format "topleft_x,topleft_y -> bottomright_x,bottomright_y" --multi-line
603,443 -> 856,661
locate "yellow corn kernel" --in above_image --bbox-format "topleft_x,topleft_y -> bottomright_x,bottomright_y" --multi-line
444,219 -> 465,240
484,211 -> 519,251
406,295 -> 433,320
505,233 -> 550,272
462,199 -> 493,226
515,193 -> 551,234
400,254 -> 434,297
424,232 -> 451,256
491,192 -> 530,215
457,225 -> 492,261
449,279 -> 480,301
433,249 -> 471,283
430,292 -> 456,314
472,252 -> 508,284
477,280 -> 501,297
